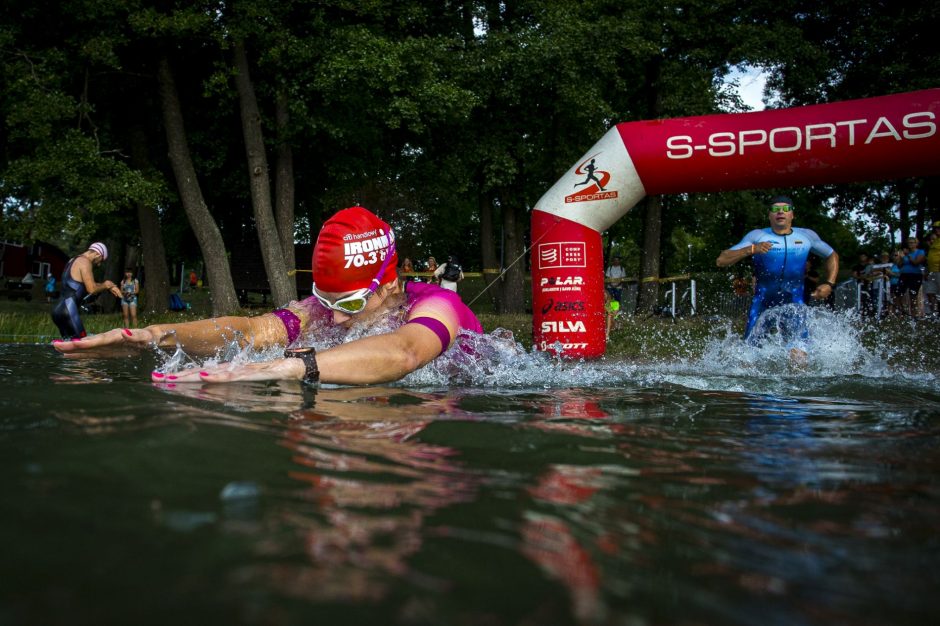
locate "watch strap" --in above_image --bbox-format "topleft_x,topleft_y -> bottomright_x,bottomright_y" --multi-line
284,347 -> 319,383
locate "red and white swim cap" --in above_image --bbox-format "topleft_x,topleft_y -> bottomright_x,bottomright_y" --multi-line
312,206 -> 398,292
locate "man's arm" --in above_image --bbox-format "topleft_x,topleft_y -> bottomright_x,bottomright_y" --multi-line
716,242 -> 772,267
810,252 -> 839,300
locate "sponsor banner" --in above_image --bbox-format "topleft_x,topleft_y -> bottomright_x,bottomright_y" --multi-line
531,212 -> 605,358
619,89 -> 940,195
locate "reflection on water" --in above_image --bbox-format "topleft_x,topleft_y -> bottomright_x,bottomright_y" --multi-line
1,333 -> 939,625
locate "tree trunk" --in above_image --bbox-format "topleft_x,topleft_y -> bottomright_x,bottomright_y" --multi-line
497,190 -> 526,314
478,190 -> 499,310
129,125 -> 170,314
157,56 -> 239,316
638,196 -> 663,312
233,41 -> 295,306
898,180 -> 911,240
637,57 -> 664,313
275,90 -> 297,290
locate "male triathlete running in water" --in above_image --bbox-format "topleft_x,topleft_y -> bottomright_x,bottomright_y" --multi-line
51,242 -> 122,339
716,196 -> 839,362
54,207 -> 483,385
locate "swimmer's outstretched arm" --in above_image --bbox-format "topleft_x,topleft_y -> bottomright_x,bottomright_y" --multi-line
165,323 -> 446,386
53,313 -> 289,356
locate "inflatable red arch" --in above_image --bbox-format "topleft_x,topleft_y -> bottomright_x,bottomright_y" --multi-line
531,88 -> 940,358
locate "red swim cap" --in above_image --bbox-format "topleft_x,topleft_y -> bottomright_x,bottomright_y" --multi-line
312,206 -> 398,292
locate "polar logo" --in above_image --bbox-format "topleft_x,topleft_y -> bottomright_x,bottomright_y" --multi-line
541,320 -> 586,333
539,276 -> 585,287
665,112 -> 936,160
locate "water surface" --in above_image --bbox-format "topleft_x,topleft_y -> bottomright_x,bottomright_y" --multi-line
1,323 -> 939,625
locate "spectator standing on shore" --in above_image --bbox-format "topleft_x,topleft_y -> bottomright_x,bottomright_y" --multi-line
925,222 -> 940,317
898,236 -> 926,318
120,269 -> 140,328
45,273 -> 56,303
434,255 -> 464,293
605,256 -> 626,304
852,252 -> 875,316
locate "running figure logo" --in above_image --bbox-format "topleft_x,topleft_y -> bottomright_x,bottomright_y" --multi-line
564,153 -> 618,204
574,158 -> 606,191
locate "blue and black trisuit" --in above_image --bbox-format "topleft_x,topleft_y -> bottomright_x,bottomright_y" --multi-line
51,258 -> 89,339
730,227 -> 834,342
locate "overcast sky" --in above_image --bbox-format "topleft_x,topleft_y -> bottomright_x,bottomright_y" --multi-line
729,65 -> 768,111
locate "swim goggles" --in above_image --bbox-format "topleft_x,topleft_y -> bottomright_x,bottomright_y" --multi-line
312,239 -> 397,314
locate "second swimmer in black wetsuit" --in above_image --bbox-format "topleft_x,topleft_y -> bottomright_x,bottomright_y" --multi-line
51,242 -> 122,339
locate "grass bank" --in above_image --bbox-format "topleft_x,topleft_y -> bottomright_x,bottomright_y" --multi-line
4,289 -> 936,369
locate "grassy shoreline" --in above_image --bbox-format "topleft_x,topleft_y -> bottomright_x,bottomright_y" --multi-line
4,291 -> 936,367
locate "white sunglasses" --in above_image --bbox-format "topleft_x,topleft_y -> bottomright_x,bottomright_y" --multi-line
312,239 -> 397,314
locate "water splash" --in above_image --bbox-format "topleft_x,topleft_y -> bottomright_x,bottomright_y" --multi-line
150,306 -> 937,395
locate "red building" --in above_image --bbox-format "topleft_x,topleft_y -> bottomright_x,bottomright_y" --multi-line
0,240 -> 70,282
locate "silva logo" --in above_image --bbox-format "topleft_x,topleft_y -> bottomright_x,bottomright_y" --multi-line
541,320 -> 587,333
540,276 -> 584,287
564,153 -> 619,204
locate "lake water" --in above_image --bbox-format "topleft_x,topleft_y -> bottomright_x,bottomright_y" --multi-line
2,313 -> 939,625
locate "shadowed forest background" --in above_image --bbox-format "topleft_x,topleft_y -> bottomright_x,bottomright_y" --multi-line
1,0 -> 938,316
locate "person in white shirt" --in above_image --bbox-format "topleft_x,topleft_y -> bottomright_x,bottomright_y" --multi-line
605,256 -> 626,303
433,255 -> 464,292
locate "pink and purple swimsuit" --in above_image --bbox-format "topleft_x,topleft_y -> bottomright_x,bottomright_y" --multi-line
271,281 -> 482,355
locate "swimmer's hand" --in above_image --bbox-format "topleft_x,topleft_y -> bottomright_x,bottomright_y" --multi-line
53,327 -> 155,356
752,242 -> 773,255
153,357 -> 305,384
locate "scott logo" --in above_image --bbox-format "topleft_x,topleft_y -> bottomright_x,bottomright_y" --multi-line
540,276 -> 584,287
541,321 -> 587,333
539,341 -> 589,351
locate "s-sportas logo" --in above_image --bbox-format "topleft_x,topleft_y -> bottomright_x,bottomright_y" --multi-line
564,153 -> 619,204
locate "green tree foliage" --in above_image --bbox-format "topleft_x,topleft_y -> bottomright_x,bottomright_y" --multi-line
2,0 -> 935,317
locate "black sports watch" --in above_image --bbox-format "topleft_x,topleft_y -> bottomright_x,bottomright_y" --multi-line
819,280 -> 835,288
284,347 -> 319,384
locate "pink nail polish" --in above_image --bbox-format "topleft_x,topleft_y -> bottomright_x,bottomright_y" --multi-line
52,339 -> 62,344
167,375 -> 177,381
123,328 -> 132,337
152,372 -> 165,379
199,371 -> 209,377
